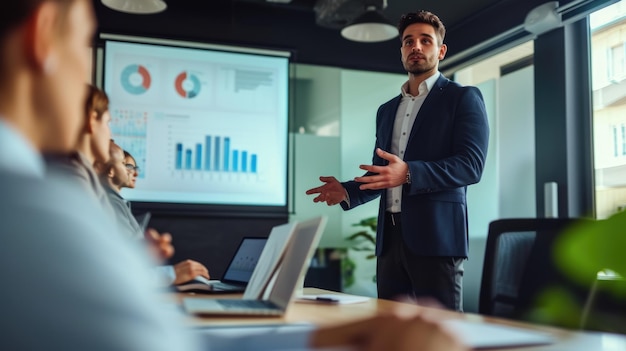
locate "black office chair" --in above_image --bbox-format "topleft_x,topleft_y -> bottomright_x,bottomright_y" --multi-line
479,218 -> 596,328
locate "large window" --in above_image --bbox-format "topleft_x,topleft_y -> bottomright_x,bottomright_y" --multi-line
590,0 -> 626,219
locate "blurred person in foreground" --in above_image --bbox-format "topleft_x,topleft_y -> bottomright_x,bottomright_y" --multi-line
0,1 -> 468,350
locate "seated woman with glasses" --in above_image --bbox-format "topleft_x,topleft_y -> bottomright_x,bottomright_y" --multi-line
117,148 -> 210,286
123,150 -> 139,189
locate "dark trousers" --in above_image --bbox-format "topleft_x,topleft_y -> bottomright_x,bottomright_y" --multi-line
376,212 -> 465,312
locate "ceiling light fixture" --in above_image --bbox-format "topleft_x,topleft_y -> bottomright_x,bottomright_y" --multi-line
341,5 -> 397,43
102,0 -> 167,14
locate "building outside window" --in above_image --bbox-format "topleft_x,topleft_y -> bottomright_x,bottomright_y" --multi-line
608,43 -> 626,81
591,0 -> 626,219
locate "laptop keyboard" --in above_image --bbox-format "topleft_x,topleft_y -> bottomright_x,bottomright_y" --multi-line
211,282 -> 243,291
217,299 -> 281,314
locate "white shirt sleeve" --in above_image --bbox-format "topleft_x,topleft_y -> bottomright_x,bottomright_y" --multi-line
342,187 -> 351,208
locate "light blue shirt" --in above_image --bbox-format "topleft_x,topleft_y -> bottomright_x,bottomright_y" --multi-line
0,119 -> 44,177
0,118 -> 312,350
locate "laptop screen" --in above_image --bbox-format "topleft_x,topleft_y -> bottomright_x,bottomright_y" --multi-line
267,217 -> 326,308
222,237 -> 268,284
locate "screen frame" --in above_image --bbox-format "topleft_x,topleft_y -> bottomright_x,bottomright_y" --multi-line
96,33 -> 292,216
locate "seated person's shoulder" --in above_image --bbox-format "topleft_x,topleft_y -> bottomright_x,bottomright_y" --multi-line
44,152 -> 90,180
0,171 -> 110,235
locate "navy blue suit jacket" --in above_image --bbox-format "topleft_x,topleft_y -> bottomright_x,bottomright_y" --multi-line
341,75 -> 489,257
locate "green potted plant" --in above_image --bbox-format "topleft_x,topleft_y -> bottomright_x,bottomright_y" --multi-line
551,211 -> 626,332
342,217 -> 377,291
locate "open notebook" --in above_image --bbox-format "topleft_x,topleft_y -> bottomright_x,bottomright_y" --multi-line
183,216 -> 327,316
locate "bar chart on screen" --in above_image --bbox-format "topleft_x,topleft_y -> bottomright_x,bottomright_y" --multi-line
130,112 -> 283,205
172,135 -> 258,174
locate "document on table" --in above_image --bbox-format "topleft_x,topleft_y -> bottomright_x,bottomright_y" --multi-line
296,293 -> 370,304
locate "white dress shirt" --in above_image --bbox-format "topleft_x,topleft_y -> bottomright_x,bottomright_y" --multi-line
386,72 -> 440,213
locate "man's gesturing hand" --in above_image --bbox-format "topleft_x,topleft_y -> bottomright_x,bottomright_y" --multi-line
355,148 -> 409,190
305,176 -> 347,206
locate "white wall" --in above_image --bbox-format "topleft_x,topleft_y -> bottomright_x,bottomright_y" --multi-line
339,69 -> 405,251
464,78 -> 498,312
462,66 -> 536,312
498,66 -> 536,218
289,133 -> 342,247
339,69 -> 407,296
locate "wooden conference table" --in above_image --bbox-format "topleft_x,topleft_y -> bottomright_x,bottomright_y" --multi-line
172,288 -> 626,351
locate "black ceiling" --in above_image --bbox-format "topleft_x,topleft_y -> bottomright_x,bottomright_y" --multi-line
92,0 -> 584,73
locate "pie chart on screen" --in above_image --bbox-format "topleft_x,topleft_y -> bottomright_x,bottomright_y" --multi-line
121,64 -> 151,95
175,71 -> 201,98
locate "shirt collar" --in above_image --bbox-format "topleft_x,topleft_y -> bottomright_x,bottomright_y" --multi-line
101,176 -> 124,199
75,151 -> 95,170
400,71 -> 441,98
0,118 -> 45,178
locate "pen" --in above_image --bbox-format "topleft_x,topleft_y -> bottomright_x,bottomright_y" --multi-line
315,297 -> 339,303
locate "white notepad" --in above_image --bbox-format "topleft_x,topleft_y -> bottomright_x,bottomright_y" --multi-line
296,294 -> 369,305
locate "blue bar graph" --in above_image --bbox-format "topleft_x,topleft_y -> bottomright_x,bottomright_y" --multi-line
173,135 -> 258,173
224,137 -> 230,171
204,136 -> 211,171
195,143 -> 202,170
175,143 -> 183,169
214,136 -> 221,171
185,149 -> 192,169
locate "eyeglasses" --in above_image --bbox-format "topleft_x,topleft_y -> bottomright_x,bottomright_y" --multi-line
125,163 -> 140,173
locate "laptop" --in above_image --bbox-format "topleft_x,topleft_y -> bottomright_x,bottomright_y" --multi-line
176,237 -> 268,293
182,216 -> 327,316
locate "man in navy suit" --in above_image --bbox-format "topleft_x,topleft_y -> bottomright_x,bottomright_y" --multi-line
306,10 -> 489,311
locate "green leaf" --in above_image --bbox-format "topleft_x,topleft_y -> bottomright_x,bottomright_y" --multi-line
555,211 -> 626,297
346,231 -> 376,243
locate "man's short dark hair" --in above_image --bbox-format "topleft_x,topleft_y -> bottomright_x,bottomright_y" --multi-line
397,10 -> 446,45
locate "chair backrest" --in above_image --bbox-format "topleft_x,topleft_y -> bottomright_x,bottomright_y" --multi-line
479,218 -> 594,323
